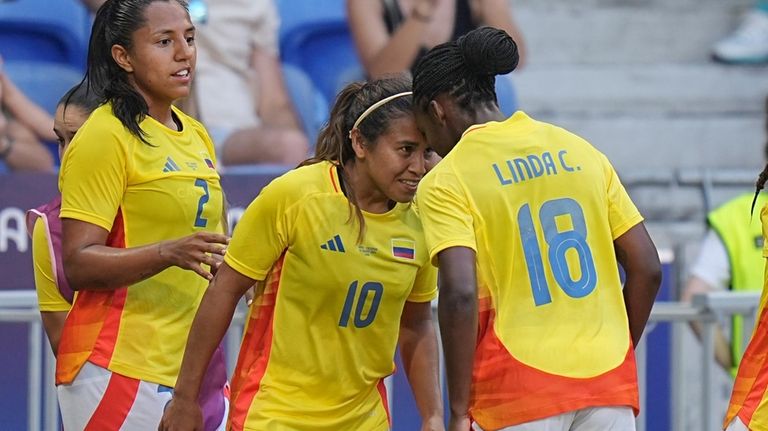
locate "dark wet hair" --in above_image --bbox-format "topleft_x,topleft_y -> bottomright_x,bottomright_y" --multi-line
77,0 -> 189,145
412,26 -> 519,111
58,82 -> 102,115
302,74 -> 414,241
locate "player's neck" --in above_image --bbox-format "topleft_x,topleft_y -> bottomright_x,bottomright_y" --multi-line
343,162 -> 391,214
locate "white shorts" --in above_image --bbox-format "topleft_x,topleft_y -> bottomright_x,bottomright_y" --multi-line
726,416 -> 750,431
57,361 -> 228,431
473,406 -> 635,431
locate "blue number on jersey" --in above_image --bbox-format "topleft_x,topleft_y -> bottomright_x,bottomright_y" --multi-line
194,178 -> 210,228
339,281 -> 384,328
518,198 -> 597,306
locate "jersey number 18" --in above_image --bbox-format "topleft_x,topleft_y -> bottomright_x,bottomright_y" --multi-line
518,197 -> 597,306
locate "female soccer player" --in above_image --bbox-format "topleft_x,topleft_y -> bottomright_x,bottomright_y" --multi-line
159,75 -> 443,431
27,84 -> 100,355
57,1 -> 229,429
412,27 -> 662,431
723,170 -> 768,430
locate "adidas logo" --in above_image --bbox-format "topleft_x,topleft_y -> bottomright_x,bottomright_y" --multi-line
162,156 -> 181,172
320,234 -> 345,253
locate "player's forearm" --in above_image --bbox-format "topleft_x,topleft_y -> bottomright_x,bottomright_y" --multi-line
364,19 -> 430,78
399,303 -> 443,421
1,74 -> 55,140
174,283 -> 240,401
623,269 -> 662,346
64,242 -> 174,291
438,289 -> 477,417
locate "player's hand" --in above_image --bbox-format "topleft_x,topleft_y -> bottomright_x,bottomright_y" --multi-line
158,397 -> 203,431
159,232 -> 229,280
244,285 -> 256,306
421,415 -> 446,431
447,414 -> 471,431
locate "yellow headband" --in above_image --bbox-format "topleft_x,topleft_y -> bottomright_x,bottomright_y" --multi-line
351,91 -> 413,131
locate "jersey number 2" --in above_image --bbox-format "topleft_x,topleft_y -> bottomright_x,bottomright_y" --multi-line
518,198 -> 597,306
194,178 -> 209,228
339,281 -> 383,328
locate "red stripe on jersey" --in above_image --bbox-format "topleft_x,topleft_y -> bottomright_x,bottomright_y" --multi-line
725,306 -> 768,427
88,210 -> 128,368
83,371 -> 140,430
228,253 -> 284,430
56,209 -> 128,384
329,164 -> 340,193
88,288 -> 128,368
461,124 -> 488,139
377,379 -> 391,426
469,310 -> 639,429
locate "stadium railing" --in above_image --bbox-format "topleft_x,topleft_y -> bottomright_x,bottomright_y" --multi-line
0,289 -> 761,431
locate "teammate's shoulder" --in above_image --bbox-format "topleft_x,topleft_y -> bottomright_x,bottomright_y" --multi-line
262,161 -> 336,199
78,103 -> 122,133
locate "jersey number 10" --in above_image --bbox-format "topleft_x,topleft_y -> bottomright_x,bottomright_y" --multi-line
518,197 -> 597,306
339,281 -> 383,328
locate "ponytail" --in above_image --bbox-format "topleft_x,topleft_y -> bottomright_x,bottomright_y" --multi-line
300,75 -> 414,242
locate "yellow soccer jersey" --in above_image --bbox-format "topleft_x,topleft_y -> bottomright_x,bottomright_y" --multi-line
32,217 -> 71,312
416,111 -> 643,428
56,103 -> 224,386
225,161 -> 437,431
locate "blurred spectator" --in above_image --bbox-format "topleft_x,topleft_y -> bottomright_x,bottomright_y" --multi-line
0,55 -> 56,172
347,0 -> 527,79
712,0 -> 768,64
682,96 -> 768,374
184,0 -> 309,167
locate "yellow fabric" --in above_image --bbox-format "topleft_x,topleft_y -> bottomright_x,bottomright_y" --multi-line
58,103 -> 224,386
225,161 -> 437,430
32,217 -> 71,312
416,111 -> 643,378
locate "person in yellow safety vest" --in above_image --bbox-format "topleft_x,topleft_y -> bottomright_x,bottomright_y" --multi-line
683,97 -> 768,376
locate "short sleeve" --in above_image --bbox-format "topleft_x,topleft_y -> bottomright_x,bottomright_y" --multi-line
59,114 -> 127,232
601,153 -> 643,239
32,218 -> 71,312
407,260 -> 438,303
224,176 -> 294,280
416,170 -> 477,263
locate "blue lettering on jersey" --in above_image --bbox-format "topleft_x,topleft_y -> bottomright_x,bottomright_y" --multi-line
493,151 -> 575,186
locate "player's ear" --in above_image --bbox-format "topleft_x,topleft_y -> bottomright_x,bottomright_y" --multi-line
112,44 -> 134,73
429,100 -> 447,126
349,128 -> 367,159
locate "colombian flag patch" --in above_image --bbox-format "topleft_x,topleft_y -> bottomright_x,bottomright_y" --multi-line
391,238 -> 415,260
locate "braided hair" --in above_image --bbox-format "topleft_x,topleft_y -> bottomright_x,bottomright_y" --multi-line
412,26 -> 519,111
752,95 -> 768,215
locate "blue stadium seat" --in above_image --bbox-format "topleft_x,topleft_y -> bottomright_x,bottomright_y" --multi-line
277,0 -> 363,104
4,61 -> 85,165
4,61 -> 84,114
282,63 -> 329,150
0,0 -> 90,70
